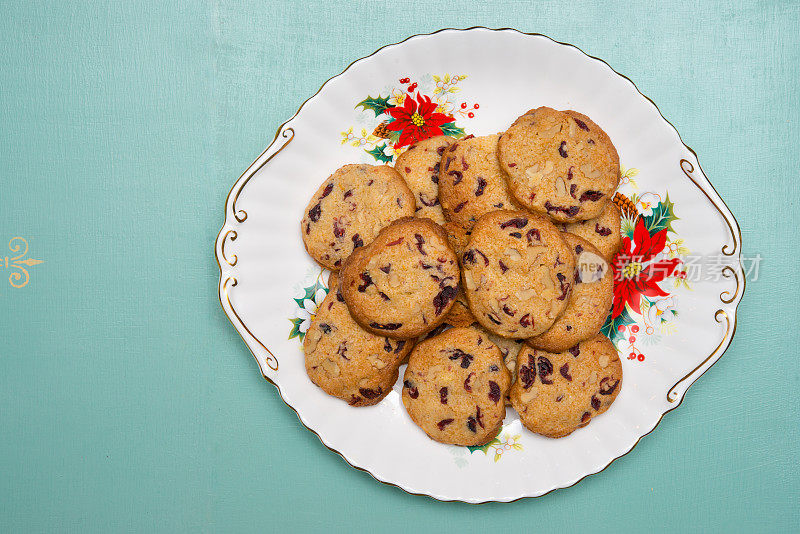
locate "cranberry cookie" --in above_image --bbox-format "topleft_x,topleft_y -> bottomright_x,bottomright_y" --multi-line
528,235 -> 613,352
564,203 -> 622,260
443,286 -> 477,328
394,135 -> 453,225
485,331 -> 524,405
510,334 -> 623,438
498,107 -> 620,222
461,210 -> 575,338
304,274 -> 413,406
443,220 -> 472,256
439,134 -> 518,245
301,164 -> 415,270
401,327 -> 512,446
340,217 -> 459,339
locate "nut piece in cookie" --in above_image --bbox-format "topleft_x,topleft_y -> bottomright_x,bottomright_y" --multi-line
394,135 -> 453,225
439,134 -> 518,253
340,217 -> 460,339
498,107 -> 620,222
401,326 -> 512,446
301,164 -> 415,270
563,202 -> 622,260
528,235 -> 613,352
461,210 -> 575,338
510,334 -> 622,438
304,275 -> 413,406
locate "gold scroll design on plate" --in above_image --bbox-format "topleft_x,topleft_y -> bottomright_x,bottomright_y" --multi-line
216,127 -> 296,372
666,160 -> 744,402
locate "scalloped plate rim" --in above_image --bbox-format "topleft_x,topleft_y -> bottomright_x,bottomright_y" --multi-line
214,27 -> 745,503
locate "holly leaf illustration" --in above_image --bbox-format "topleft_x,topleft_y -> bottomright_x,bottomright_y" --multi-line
356,95 -> 392,117
643,193 -> 678,234
293,279 -> 327,308
288,317 -> 304,340
467,437 -> 500,454
439,121 -> 466,138
601,305 -> 636,343
365,143 -> 393,164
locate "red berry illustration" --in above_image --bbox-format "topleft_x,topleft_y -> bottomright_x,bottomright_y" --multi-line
638,354 -> 645,362
468,112 -> 474,118
461,102 -> 467,109
618,325 -> 626,332
473,103 -> 479,109
629,336 -> 636,343
408,82 -> 417,91
631,325 -> 639,333
628,352 -> 636,359
399,77 -> 410,83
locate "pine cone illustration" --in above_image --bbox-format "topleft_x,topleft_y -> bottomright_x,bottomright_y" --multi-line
613,192 -> 638,219
372,122 -> 391,139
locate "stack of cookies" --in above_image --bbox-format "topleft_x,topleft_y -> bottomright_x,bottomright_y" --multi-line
300,107 -> 623,445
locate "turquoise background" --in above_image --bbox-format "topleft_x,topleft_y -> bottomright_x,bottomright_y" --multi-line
1,0 -> 798,531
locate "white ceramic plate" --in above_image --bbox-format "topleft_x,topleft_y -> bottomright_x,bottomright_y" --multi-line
215,28 -> 744,503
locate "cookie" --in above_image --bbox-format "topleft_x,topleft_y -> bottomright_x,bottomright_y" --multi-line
394,136 -> 453,225
304,274 -> 413,406
301,164 -> 415,270
443,220 -> 472,256
528,235 -> 613,352
439,134 -> 518,242
485,331 -> 524,405
461,210 -> 575,338
510,334 -> 622,438
498,107 -> 620,222
401,326 -> 512,446
340,217 -> 459,339
443,286 -> 477,327
564,203 -> 622,260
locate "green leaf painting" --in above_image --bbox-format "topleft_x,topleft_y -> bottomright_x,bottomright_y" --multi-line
365,143 -> 393,163
439,121 -> 466,138
355,95 -> 392,117
601,305 -> 635,343
467,437 -> 500,455
288,317 -> 304,340
643,194 -> 678,234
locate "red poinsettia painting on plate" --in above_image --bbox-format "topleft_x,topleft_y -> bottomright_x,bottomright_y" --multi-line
602,191 -> 690,362
333,74 -> 691,366
341,73 -> 477,164
385,92 -> 455,148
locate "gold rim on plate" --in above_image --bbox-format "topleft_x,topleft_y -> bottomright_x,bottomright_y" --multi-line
214,27 -> 745,503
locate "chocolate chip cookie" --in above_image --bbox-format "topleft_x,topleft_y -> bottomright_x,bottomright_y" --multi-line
401,326 -> 512,446
394,136 -> 453,225
528,235 -> 613,352
498,107 -> 620,222
510,334 -> 622,438
301,164 -> 415,270
461,210 -> 575,338
564,202 -> 622,260
304,274 -> 413,406
340,217 -> 459,339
